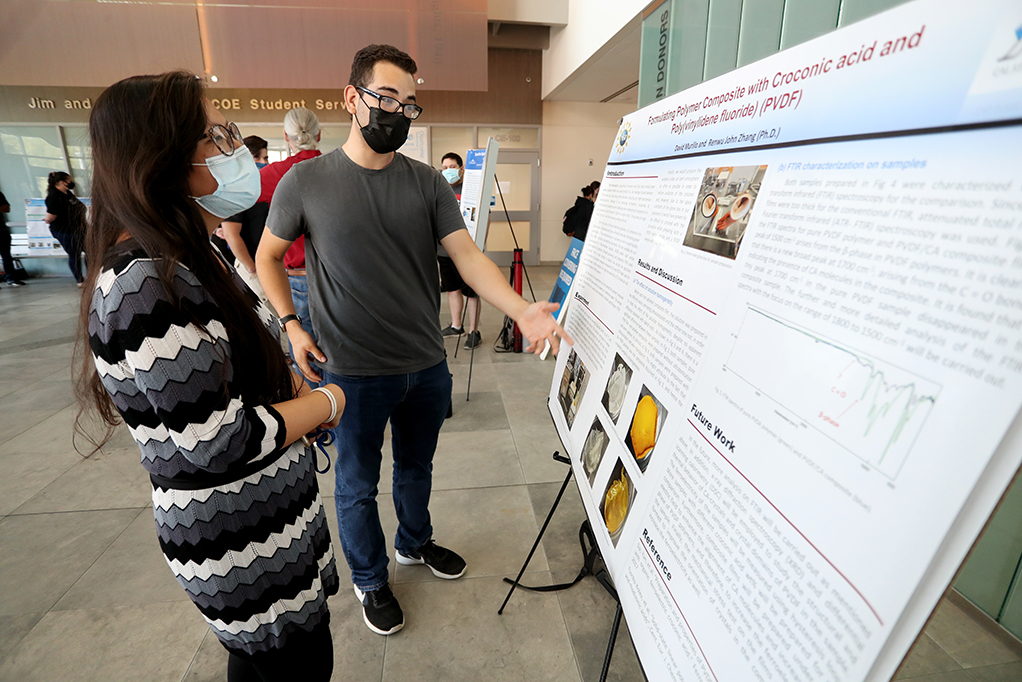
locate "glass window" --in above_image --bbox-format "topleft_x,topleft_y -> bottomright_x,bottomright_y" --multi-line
63,125 -> 93,197
318,125 -> 349,154
478,127 -> 539,150
0,126 -> 67,224
431,127 -> 475,169
235,123 -> 349,161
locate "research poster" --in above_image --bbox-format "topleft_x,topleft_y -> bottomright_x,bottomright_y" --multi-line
23,197 -> 72,255
547,1 -> 1022,681
459,137 -> 498,250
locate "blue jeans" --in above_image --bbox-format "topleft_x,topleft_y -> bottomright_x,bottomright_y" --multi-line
288,275 -> 318,389
51,230 -> 84,282
321,360 -> 452,591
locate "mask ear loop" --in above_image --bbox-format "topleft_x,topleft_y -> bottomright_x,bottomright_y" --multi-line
351,89 -> 370,129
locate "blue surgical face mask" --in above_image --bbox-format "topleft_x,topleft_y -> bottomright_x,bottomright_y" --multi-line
191,145 -> 261,218
442,167 -> 461,184
256,162 -> 268,169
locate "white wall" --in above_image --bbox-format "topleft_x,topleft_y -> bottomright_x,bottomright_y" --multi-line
488,0 -> 568,25
540,100 -> 635,262
541,0 -> 648,98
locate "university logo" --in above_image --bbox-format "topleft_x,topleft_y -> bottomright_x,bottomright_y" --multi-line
967,13 -> 1022,97
999,24 -> 1022,61
615,122 -> 631,155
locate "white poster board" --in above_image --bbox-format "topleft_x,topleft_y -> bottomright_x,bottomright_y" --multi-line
459,137 -> 499,251
24,198 -> 64,255
547,1 -> 1022,681
399,126 -> 430,166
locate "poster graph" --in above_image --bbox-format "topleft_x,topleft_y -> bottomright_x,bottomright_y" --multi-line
724,308 -> 940,480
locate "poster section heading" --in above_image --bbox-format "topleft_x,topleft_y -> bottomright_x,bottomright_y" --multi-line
610,0 -> 1018,164
548,1 -> 1022,681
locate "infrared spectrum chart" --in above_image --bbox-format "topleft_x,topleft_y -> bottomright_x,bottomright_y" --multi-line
724,307 -> 940,480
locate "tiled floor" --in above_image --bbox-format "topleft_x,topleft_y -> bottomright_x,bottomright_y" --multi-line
0,272 -> 1019,682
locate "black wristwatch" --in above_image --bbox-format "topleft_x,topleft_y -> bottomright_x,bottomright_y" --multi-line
277,314 -> 301,332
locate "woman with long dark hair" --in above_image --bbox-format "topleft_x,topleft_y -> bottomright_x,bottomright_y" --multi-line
44,170 -> 87,284
77,71 -> 343,681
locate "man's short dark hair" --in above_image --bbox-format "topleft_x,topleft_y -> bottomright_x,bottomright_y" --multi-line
349,44 -> 418,90
243,135 -> 268,157
441,152 -> 463,168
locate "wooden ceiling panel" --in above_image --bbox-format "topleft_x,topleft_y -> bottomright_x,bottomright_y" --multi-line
200,4 -> 486,90
0,0 -> 203,87
0,0 -> 486,91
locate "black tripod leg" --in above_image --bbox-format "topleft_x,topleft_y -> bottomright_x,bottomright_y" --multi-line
599,602 -> 624,682
466,296 -> 481,401
498,457 -> 573,615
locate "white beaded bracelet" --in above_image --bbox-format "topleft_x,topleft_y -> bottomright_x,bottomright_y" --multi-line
311,387 -> 338,423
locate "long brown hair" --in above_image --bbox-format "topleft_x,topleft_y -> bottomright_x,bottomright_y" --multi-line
75,71 -> 293,452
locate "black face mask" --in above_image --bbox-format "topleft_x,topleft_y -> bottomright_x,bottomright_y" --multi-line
65,181 -> 75,190
356,105 -> 411,154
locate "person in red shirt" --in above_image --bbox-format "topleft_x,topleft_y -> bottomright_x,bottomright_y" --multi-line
220,108 -> 323,381
263,108 -> 323,383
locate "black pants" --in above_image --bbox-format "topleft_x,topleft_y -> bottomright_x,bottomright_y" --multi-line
51,229 -> 84,283
226,620 -> 333,682
0,226 -> 18,283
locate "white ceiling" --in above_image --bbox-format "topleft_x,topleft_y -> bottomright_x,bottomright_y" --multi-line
543,18 -> 640,103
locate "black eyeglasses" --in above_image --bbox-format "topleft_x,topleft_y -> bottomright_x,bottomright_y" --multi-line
357,87 -> 423,120
204,122 -> 243,156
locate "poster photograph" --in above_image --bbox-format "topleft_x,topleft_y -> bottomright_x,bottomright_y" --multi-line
683,165 -> 767,259
546,1 -> 1022,681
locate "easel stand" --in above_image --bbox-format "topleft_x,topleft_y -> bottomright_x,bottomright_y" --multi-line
497,452 -> 634,682
493,176 -> 538,356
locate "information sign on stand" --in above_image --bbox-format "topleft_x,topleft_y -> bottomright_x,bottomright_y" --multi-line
24,198 -> 69,255
547,1 -> 1022,681
398,126 -> 430,166
550,237 -> 584,321
459,137 -> 499,251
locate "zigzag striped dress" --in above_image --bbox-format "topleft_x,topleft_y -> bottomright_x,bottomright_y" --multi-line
88,245 -> 339,655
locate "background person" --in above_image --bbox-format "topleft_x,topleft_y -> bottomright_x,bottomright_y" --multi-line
44,171 -> 87,285
78,71 -> 344,682
437,151 -> 481,349
257,44 -> 571,638
0,187 -> 26,286
254,107 -> 323,382
246,135 -> 269,167
562,181 -> 600,242
223,113 -> 320,307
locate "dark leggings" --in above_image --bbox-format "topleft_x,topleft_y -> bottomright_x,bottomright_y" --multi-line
226,620 -> 333,682
50,229 -> 84,283
0,227 -> 17,282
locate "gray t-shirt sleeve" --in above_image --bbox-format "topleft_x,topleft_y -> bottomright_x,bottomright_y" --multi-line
435,172 -> 466,243
267,168 -> 306,242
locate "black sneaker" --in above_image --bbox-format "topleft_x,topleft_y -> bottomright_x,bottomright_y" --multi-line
396,539 -> 466,579
7,281 -> 25,287
441,324 -> 464,337
463,331 -> 482,350
354,583 -> 404,635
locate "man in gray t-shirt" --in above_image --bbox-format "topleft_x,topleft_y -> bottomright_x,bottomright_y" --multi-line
256,44 -> 571,638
